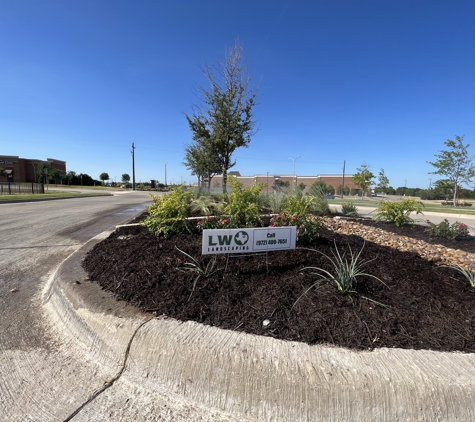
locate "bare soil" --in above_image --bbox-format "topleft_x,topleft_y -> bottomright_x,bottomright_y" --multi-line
83,215 -> 475,353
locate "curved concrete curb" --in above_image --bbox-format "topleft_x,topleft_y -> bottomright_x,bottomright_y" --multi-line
43,231 -> 475,421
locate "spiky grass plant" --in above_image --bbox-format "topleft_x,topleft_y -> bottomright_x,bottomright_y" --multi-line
341,201 -> 359,217
443,262 -> 475,287
189,195 -> 219,216
175,247 -> 220,301
263,190 -> 288,214
294,241 -> 386,307
307,184 -> 331,215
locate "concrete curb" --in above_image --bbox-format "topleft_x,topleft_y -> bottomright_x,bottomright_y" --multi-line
43,229 -> 475,421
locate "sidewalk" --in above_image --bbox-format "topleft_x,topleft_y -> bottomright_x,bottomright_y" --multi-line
43,224 -> 475,421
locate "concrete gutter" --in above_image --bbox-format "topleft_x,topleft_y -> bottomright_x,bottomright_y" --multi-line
42,228 -> 475,421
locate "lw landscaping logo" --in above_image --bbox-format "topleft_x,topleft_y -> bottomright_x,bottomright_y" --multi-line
202,227 -> 296,255
203,230 -> 251,254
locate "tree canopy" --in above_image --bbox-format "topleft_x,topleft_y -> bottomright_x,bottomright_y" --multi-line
122,173 -> 131,183
184,42 -> 258,193
183,141 -> 221,190
48,168 -> 61,184
427,135 -> 475,205
352,164 -> 375,198
99,172 -> 110,185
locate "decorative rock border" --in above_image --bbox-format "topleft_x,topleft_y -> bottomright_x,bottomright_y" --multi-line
322,217 -> 475,270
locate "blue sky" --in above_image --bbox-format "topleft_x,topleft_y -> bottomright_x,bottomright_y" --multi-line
1,0 -> 474,189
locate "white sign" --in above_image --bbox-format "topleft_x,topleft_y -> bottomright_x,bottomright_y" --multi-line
202,227 -> 296,255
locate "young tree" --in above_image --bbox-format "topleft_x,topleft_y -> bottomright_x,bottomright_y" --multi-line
183,142 -> 221,191
38,162 -> 51,183
48,168 -> 61,185
352,164 -> 375,199
122,173 -> 131,183
64,171 -> 78,185
99,172 -> 110,185
433,179 -> 458,201
185,41 -> 258,193
428,135 -> 475,206
376,168 -> 390,195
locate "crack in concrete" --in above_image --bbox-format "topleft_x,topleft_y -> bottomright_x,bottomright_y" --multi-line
63,317 -> 153,422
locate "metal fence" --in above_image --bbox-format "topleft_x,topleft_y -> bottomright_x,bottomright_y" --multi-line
0,182 -> 45,195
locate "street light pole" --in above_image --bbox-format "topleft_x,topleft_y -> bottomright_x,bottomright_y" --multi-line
289,155 -> 300,188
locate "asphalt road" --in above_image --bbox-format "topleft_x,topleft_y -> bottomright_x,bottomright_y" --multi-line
0,192 -> 155,421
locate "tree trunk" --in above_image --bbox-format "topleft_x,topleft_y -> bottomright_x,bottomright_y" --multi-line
222,163 -> 228,193
453,182 -> 458,206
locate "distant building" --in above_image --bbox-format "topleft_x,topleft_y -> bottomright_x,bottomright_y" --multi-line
206,173 -> 359,194
0,155 -> 67,183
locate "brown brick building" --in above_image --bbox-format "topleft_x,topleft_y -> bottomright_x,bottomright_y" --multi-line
207,172 -> 359,194
0,155 -> 66,183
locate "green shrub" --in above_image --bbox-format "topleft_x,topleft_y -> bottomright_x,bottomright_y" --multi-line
373,199 -> 424,226
341,201 -> 359,217
194,215 -> 245,231
142,187 -> 194,238
282,194 -> 315,217
425,219 -> 470,240
221,177 -> 265,227
269,212 -> 321,245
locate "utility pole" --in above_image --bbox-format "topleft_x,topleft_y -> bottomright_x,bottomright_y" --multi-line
131,143 -> 136,190
164,162 -> 167,186
341,160 -> 346,198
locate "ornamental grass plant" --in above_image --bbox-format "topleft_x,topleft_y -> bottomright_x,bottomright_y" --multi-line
295,241 -> 386,306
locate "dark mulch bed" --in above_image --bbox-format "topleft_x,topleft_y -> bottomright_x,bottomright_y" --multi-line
83,217 -> 475,353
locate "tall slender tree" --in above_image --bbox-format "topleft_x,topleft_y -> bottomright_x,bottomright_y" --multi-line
376,168 -> 390,195
428,135 -> 475,206
184,41 -> 258,193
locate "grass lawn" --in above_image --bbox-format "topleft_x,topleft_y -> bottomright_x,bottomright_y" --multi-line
328,196 -> 475,216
